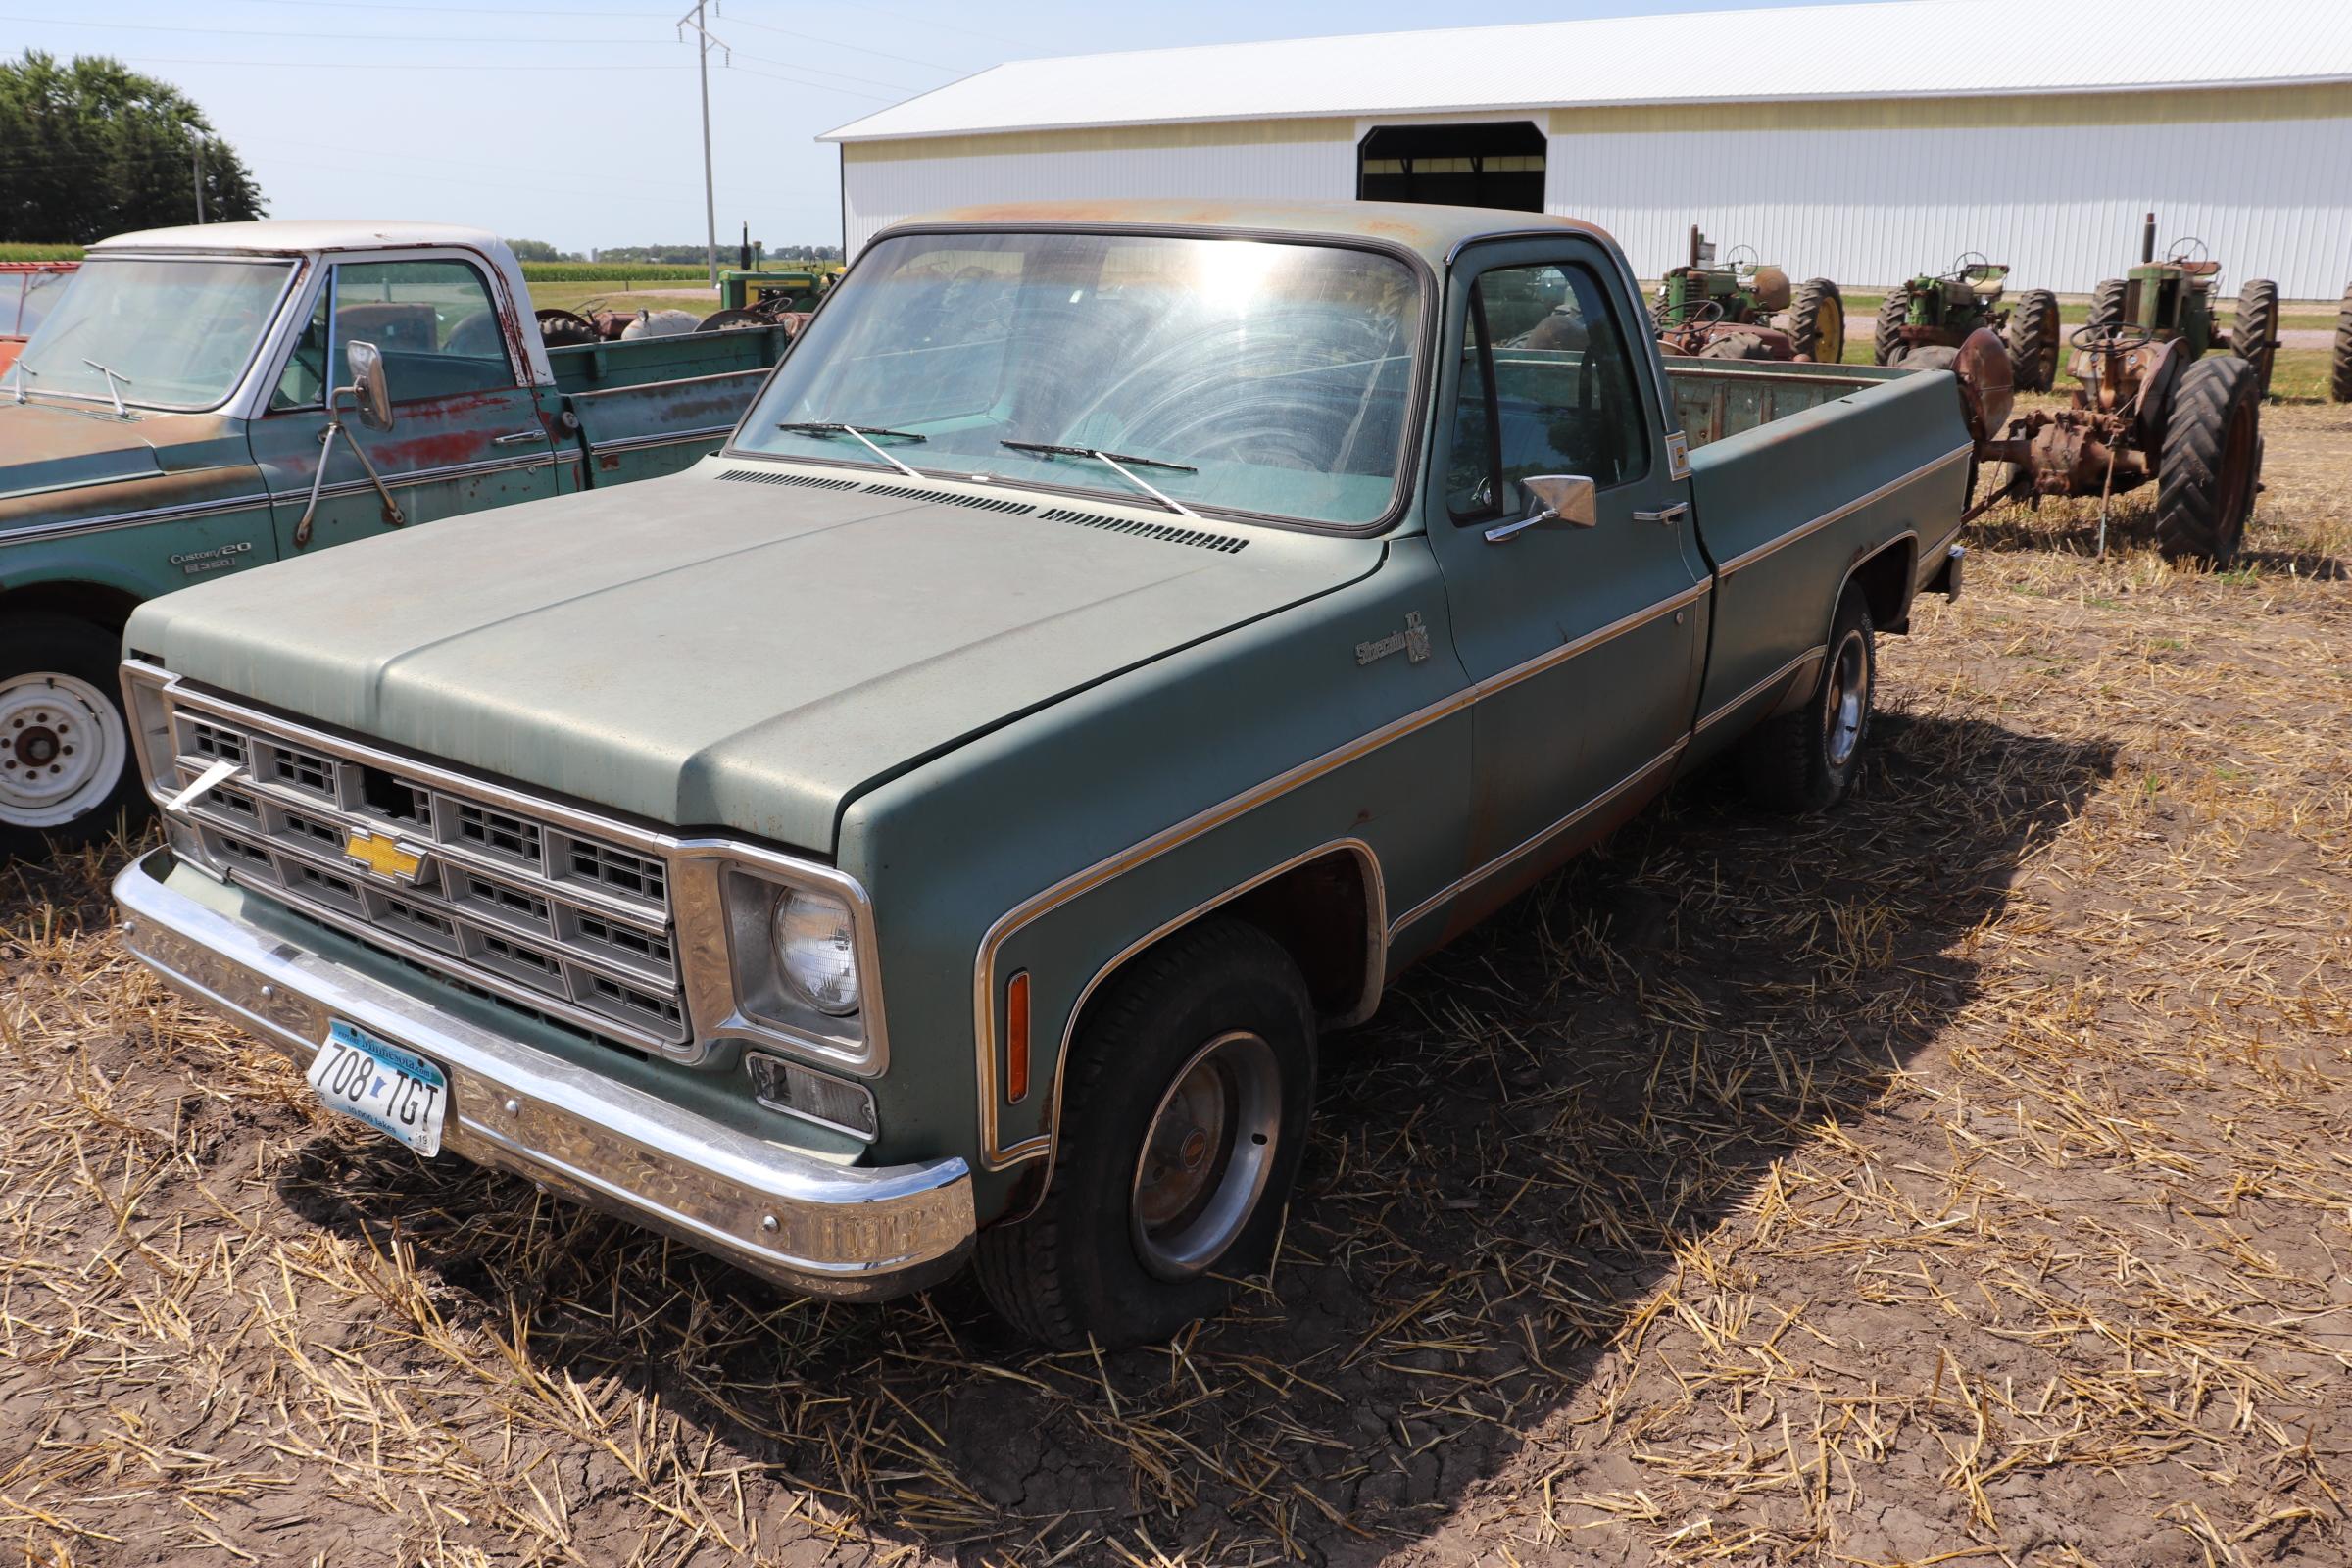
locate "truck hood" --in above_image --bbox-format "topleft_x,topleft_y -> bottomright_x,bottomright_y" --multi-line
0,398 -> 166,500
128,461 -> 1387,852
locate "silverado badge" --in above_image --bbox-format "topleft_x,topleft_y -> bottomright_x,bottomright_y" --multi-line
344,828 -> 427,885
1356,612 -> 1431,667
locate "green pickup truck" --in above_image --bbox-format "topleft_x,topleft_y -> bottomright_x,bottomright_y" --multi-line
113,200 -> 1969,1347
0,220 -> 792,858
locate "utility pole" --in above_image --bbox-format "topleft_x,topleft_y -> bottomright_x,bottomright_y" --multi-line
676,2 -> 730,288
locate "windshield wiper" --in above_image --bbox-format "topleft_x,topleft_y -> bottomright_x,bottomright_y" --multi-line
80,359 -> 134,419
997,440 -> 1201,518
774,420 -> 925,477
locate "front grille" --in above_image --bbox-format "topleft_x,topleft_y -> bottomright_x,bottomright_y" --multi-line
165,702 -> 689,1050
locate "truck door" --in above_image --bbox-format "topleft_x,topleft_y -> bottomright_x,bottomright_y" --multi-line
1426,246 -> 1708,922
252,254 -> 557,556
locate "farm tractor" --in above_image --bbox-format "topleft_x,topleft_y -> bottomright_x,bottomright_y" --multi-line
1874,254 -> 2062,392
2088,214 -> 2280,398
1653,226 -> 1845,363
1940,305 -> 2266,564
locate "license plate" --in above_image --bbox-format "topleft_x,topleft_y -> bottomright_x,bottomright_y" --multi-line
307,1019 -> 449,1157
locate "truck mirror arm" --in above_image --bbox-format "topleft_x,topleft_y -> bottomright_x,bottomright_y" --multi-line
292,379 -> 408,549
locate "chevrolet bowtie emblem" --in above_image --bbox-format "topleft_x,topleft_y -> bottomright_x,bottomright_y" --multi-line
344,828 -> 426,884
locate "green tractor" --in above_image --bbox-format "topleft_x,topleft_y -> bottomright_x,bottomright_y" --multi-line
2331,282 -> 2351,403
1874,254 -> 2062,392
2087,214 -> 2279,397
1653,226 -> 1846,363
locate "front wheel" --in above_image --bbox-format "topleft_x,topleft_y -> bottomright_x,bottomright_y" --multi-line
1786,279 -> 1845,363
0,613 -> 144,863
1740,587 -> 1875,814
975,918 -> 1317,1348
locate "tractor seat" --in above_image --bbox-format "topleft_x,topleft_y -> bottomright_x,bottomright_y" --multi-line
2177,260 -> 2222,277
1970,276 -> 2006,296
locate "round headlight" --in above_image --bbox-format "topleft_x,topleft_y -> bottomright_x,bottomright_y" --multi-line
772,888 -> 859,1016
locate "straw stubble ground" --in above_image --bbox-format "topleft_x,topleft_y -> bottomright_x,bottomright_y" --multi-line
2,405 -> 2347,1567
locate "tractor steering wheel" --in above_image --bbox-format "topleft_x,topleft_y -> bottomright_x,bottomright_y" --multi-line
1655,297 -> 1726,329
1944,250 -> 1994,282
1721,244 -> 1760,270
2165,236 -> 2210,268
2071,319 -> 2152,351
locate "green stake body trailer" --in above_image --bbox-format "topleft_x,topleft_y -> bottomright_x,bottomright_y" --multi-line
114,200 -> 1971,1347
1,221 -> 793,858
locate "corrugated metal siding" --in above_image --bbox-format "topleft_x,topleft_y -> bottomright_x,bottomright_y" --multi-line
1549,116 -> 2352,296
842,140 -> 1358,256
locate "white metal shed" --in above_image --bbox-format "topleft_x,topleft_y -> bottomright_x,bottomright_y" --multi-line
821,0 -> 2352,297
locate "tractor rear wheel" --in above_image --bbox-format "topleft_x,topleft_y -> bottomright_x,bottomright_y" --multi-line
2334,284 -> 2352,403
2006,289 -> 2061,392
2088,278 -> 2128,331
1698,332 -> 1780,361
2232,279 -> 2279,397
1786,279 -> 1845,363
1872,287 -> 1908,366
2155,356 -> 2262,567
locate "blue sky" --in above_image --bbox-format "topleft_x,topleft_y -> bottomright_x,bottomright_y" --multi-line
9,0 -> 1886,252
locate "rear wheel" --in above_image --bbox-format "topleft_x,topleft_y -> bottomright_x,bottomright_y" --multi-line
1698,330 -> 1781,361
2088,278 -> 2128,332
0,613 -> 143,864
2005,288 -> 2061,392
2232,279 -> 2279,397
974,918 -> 1317,1348
1872,286 -> 1909,366
2155,356 -> 2263,567
2334,285 -> 2352,403
1740,587 -> 1875,814
1786,279 -> 1845,363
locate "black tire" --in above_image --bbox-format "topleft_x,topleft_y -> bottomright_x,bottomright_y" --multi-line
2232,279 -> 2279,398
1698,331 -> 1781,361
1903,345 -> 1959,371
2155,355 -> 2263,567
1873,286 -> 1909,366
2006,288 -> 2061,392
2088,278 -> 2128,331
1740,587 -> 1875,815
974,917 -> 1317,1349
1786,278 -> 1845,363
0,613 -> 146,864
2333,285 -> 2352,403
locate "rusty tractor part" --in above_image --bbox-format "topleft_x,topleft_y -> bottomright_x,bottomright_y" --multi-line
2086,213 -> 2279,398
533,308 -> 600,348
2333,283 -> 2352,403
1654,226 -> 1843,363
1875,253 -> 2060,393
1963,310 -> 2264,566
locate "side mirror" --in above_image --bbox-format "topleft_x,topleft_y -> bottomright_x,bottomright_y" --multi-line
1485,473 -> 1598,543
346,339 -> 394,431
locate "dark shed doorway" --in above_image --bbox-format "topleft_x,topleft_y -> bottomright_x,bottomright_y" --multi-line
1356,122 -> 1547,212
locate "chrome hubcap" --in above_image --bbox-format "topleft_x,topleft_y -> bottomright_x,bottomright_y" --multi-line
1131,1031 -> 1282,1281
1823,630 -> 1869,769
0,672 -> 127,829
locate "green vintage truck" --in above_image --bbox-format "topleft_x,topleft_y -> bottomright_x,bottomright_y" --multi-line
1,220 -> 792,859
113,200 -> 1970,1347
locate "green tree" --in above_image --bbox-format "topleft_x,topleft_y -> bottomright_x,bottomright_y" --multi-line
505,237 -> 568,263
0,52 -> 264,243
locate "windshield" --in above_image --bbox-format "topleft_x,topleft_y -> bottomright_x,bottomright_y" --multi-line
734,231 -> 1423,529
12,257 -> 295,410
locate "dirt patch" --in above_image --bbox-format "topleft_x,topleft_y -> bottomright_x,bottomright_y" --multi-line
1,408 -> 2346,1565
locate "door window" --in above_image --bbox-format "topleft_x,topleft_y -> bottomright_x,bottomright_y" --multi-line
1447,261 -> 1648,522
330,260 -> 514,401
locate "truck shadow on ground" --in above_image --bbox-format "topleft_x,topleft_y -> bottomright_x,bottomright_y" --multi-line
278,708 -> 2115,1563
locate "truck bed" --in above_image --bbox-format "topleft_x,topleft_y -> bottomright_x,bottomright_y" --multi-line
1662,357 -> 1908,450
547,322 -> 793,393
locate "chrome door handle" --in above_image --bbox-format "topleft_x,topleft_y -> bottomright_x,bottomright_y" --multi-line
1635,502 -> 1690,525
491,428 -> 546,447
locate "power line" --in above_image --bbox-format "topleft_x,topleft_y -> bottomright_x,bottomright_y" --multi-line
716,12 -> 964,74
0,11 -> 667,44
122,53 -> 690,71
223,0 -> 669,14
725,63 -> 899,103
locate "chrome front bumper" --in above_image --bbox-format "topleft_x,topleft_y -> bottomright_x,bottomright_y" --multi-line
114,850 -> 974,1300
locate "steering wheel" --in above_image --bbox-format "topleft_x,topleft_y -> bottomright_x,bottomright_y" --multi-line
2165,236 -> 2210,267
1945,250 -> 1994,282
2071,319 -> 2152,351
1722,244 -> 1760,270
1655,296 -> 1725,329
